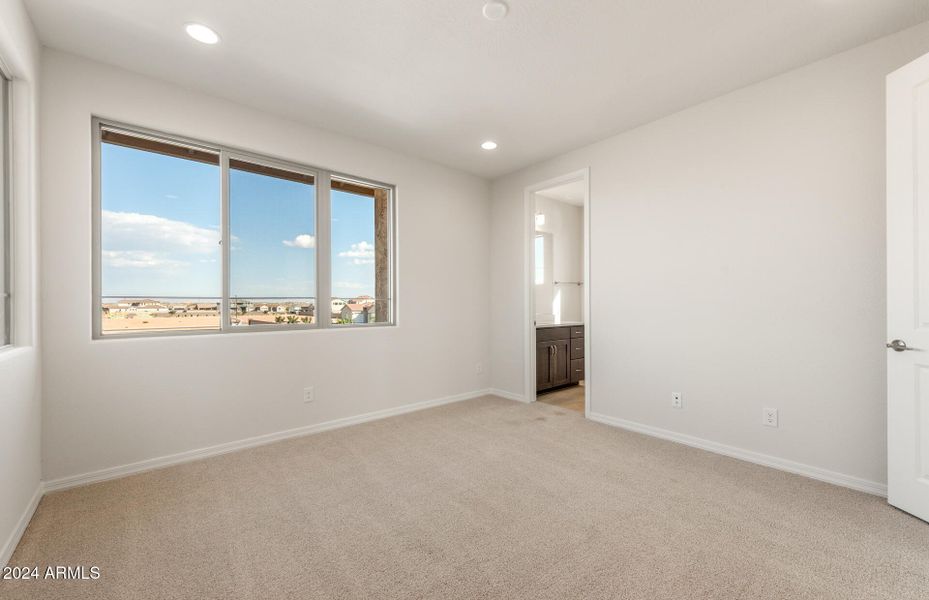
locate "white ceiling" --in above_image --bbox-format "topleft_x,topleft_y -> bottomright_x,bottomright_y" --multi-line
24,0 -> 929,178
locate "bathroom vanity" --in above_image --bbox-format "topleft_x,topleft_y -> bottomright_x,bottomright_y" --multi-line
536,323 -> 584,393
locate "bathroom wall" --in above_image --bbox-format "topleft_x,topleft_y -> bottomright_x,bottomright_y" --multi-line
534,194 -> 583,324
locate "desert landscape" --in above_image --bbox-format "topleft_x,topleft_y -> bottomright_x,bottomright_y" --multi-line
98,297 -> 384,333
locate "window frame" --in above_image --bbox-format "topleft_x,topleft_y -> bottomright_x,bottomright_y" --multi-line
92,117 -> 396,340
0,69 -> 11,348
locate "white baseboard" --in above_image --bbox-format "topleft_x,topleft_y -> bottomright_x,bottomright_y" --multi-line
7,396 -> 886,565
487,388 -> 529,403
1,483 -> 44,567
588,412 -> 887,497
44,389 -> 491,493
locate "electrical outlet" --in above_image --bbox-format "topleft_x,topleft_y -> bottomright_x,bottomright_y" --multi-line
763,408 -> 778,427
303,386 -> 315,403
671,392 -> 683,409
475,362 -> 484,374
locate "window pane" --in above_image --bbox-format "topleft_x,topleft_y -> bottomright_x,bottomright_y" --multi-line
100,129 -> 221,335
229,159 -> 316,327
534,235 -> 545,285
330,178 -> 391,325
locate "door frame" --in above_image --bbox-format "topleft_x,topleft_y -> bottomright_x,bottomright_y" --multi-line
523,168 -> 591,416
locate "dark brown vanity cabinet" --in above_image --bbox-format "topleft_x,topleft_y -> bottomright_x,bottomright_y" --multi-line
536,325 -> 584,392
537,338 -> 570,390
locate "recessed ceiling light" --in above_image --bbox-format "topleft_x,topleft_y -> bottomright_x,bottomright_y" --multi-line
185,23 -> 220,45
481,141 -> 498,150
482,1 -> 509,21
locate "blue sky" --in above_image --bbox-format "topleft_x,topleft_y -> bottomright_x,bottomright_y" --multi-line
101,143 -> 376,301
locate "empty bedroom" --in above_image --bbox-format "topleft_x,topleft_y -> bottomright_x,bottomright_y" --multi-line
1,1 -> 928,598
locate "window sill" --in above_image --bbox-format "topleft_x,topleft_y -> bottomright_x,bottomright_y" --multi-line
92,322 -> 397,342
0,345 -> 35,365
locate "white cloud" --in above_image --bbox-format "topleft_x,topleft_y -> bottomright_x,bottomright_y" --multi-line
333,281 -> 365,290
102,210 -> 220,254
102,250 -> 187,269
282,234 -> 316,249
101,211 -> 220,279
338,241 -> 375,265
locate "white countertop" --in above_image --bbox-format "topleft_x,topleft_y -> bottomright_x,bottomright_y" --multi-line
536,321 -> 584,329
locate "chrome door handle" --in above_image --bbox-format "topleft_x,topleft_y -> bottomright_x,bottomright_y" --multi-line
886,339 -> 912,352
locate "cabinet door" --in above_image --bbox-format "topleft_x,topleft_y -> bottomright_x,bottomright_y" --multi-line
552,339 -> 571,387
536,341 -> 554,391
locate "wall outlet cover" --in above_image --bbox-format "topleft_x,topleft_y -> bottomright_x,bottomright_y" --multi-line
671,392 -> 683,409
763,408 -> 778,427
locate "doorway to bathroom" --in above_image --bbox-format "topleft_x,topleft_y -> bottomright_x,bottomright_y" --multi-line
523,169 -> 590,415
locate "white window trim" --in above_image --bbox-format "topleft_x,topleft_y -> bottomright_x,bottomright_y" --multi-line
91,117 -> 397,340
0,69 -> 11,349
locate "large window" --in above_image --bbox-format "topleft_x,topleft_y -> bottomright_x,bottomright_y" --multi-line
0,73 -> 10,347
94,120 -> 394,337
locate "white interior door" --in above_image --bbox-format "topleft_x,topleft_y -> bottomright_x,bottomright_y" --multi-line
887,52 -> 929,522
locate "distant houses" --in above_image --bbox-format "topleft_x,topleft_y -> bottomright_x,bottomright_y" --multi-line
339,300 -> 375,323
292,303 -> 312,315
330,298 -> 347,315
190,303 -> 219,314
331,295 -> 377,323
101,297 -> 338,324
235,301 -> 315,323
102,300 -> 171,315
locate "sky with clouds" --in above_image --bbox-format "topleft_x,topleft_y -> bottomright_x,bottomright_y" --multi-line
100,143 -> 377,302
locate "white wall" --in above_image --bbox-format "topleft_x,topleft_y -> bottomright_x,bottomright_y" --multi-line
40,50 -> 491,482
534,195 -> 583,323
491,22 -> 929,489
0,0 -> 42,566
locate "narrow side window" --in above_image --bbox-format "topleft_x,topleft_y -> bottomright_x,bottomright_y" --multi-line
330,178 -> 393,325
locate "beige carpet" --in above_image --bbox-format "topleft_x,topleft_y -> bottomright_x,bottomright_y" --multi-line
3,396 -> 928,599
